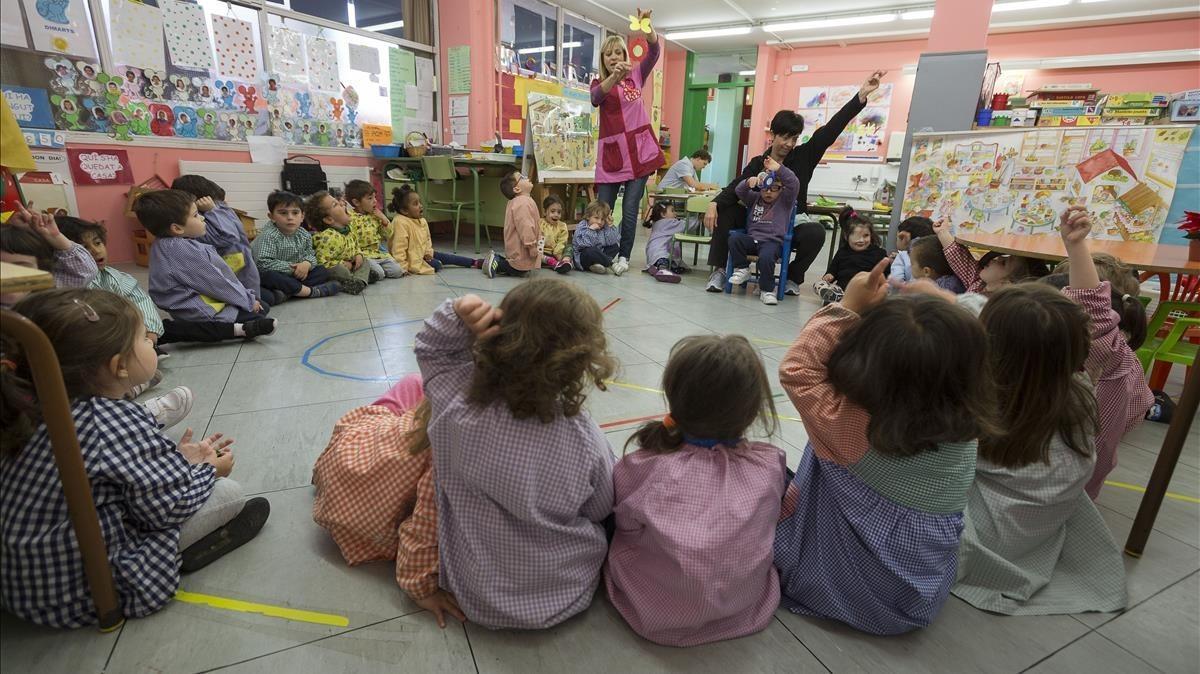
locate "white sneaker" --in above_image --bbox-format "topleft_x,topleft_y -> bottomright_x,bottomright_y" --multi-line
785,281 -> 801,296
589,263 -> 609,274
705,268 -> 726,292
144,386 -> 193,430
729,268 -> 752,285
761,291 -> 778,306
612,257 -> 629,276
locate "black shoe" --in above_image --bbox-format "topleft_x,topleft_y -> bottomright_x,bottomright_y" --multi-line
180,497 -> 270,573
340,279 -> 367,295
243,318 -> 277,339
272,289 -> 289,305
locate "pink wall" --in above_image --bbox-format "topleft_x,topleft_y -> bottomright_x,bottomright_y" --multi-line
749,18 -> 1200,158
72,144 -> 372,264
437,0 -> 497,148
662,43 -> 687,159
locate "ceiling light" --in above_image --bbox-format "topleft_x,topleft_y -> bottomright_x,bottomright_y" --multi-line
764,13 -> 897,32
992,0 -> 1070,13
663,26 -> 753,40
738,70 -> 756,76
517,45 -> 555,54
360,19 -> 405,31
562,41 -> 582,49
1079,0 -> 1115,2
900,9 -> 934,20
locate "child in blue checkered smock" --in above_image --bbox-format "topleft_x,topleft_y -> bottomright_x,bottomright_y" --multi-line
0,289 -> 269,628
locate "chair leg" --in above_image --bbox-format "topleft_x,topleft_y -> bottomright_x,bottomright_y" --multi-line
1149,360 -> 1173,390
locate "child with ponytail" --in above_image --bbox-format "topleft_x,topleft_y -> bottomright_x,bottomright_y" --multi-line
641,201 -> 687,283
387,185 -> 483,275
606,334 -> 785,646
813,206 -> 887,303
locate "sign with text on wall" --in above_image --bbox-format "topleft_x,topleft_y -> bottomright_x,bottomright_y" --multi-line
67,148 -> 133,185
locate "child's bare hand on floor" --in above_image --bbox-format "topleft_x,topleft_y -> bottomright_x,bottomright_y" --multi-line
414,589 -> 467,628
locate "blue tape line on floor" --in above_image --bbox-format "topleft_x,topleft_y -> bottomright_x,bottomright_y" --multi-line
299,318 -> 424,382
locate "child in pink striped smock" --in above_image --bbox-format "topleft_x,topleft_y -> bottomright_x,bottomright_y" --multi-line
606,335 -> 786,646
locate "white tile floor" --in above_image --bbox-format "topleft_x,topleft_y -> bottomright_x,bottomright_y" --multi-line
2,232 -> 1197,674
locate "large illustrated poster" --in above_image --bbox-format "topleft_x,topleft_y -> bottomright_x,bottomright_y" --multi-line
797,83 -> 891,159
527,92 -> 596,172
901,126 -> 1194,243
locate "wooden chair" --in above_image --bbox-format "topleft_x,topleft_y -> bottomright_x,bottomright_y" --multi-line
420,156 -> 481,252
674,195 -> 714,266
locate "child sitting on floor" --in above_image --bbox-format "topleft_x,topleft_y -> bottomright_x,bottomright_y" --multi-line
952,206 -> 1146,615
908,235 -> 966,293
414,280 -> 615,629
171,175 -> 267,307
539,194 -> 572,273
345,179 -> 403,280
730,157 -> 800,305
890,216 -> 934,285
607,335 -> 785,646
933,219 -> 1047,294
573,200 -> 621,275
387,185 -> 482,275
312,374 -> 464,629
307,191 -> 372,294
136,190 -> 276,340
642,201 -> 687,284
251,191 -> 341,301
484,171 -> 542,278
814,206 -> 888,304
776,258 -> 997,634
0,206 -> 96,307
0,288 -> 269,628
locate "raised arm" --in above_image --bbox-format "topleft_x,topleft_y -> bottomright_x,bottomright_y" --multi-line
414,296 -> 498,408
1059,206 -> 1123,377
775,163 -> 800,204
793,71 -> 883,164
636,25 -> 660,83
934,219 -> 984,292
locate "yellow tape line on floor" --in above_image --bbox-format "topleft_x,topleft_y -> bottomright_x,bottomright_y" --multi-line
1104,480 -> 1200,505
174,590 -> 350,627
752,337 -> 793,347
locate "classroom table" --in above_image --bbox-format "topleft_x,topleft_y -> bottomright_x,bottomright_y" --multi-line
534,169 -> 597,223
0,262 -> 124,630
955,232 -> 1200,557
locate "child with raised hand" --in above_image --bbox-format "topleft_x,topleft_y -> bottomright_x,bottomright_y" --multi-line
952,207 -> 1146,615
933,218 -> 1048,294
171,175 -> 266,306
0,289 -> 269,628
307,190 -> 371,294
344,179 -> 404,280
539,194 -> 572,273
890,216 -> 934,284
572,200 -> 621,275
414,279 -> 616,629
606,335 -> 786,646
136,190 -> 276,340
484,171 -> 542,278
776,258 -> 996,635
641,200 -> 687,283
252,191 -> 341,302
908,235 -> 966,293
813,206 -> 888,304
730,156 -> 800,305
312,374 -> 465,629
0,206 -> 96,307
388,185 -> 483,275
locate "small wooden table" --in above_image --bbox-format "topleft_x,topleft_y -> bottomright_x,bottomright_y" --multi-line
956,232 -> 1199,557
0,261 -> 54,295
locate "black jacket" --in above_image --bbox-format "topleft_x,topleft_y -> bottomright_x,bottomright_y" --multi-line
827,244 -> 887,289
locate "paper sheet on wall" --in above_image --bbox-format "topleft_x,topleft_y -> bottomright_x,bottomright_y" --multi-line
348,43 -> 380,75
417,91 -> 434,121
110,0 -> 166,71
393,50 -> 417,85
416,57 -> 435,90
1,0 -> 27,47
447,46 -> 471,94
450,117 -> 469,145
306,36 -> 340,93
248,135 -> 287,164
161,0 -> 213,70
388,48 -> 407,142
449,95 -> 469,118
20,0 -> 96,58
404,85 -> 420,109
269,26 -> 307,81
212,14 -> 258,80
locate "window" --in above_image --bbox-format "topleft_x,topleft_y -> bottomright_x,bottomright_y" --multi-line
353,0 -> 405,39
501,0 -> 558,77
264,0 -> 428,46
561,13 -> 600,85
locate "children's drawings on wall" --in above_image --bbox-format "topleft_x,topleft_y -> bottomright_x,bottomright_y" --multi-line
20,0 -> 97,58
212,14 -> 258,81
269,26 -> 308,81
305,36 -> 340,93
162,0 -> 214,71
797,84 -> 892,159
109,0 -> 166,72
901,126 -> 1195,243
527,92 -> 596,173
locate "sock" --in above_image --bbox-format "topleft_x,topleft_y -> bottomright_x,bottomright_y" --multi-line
233,323 -> 246,337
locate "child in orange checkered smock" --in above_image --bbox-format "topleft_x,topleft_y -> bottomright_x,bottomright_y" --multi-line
311,374 -> 465,627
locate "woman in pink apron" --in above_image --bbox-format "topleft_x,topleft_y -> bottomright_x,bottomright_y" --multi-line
590,8 -> 664,276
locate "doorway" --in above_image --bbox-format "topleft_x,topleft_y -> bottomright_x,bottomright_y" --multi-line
676,51 -> 758,187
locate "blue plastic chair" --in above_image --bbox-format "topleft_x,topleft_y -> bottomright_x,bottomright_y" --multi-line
723,204 -> 798,301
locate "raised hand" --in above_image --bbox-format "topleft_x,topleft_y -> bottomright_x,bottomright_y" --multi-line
1058,205 -> 1091,247
841,257 -> 891,314
859,70 -> 887,101
454,294 -> 502,340
195,196 -> 216,212
764,156 -> 781,173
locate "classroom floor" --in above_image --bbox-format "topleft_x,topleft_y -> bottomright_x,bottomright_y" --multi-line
2,231 -> 1198,674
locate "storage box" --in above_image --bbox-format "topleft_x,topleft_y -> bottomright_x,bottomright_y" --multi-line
370,145 -> 403,158
132,229 -> 153,267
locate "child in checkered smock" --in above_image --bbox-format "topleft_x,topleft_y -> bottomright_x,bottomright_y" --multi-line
312,374 -> 465,628
0,289 -> 268,628
952,208 -> 1137,616
775,258 -> 996,635
414,279 -> 616,630
605,335 -> 786,647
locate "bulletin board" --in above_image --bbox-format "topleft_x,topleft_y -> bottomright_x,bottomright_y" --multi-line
797,84 -> 893,160
526,92 -> 596,173
499,71 -> 591,142
900,125 -> 1195,243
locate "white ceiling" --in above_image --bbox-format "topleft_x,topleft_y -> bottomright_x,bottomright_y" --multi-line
551,0 -> 1198,52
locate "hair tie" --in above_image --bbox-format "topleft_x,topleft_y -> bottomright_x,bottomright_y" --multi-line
848,209 -> 857,218
1122,293 -> 1133,303
662,413 -> 676,430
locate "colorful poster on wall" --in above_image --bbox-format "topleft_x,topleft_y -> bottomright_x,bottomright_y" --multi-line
161,0 -> 214,71
901,126 -> 1195,243
527,92 -> 596,172
2,85 -> 54,128
306,36 -> 340,93
797,83 -> 892,158
67,148 -> 133,185
212,14 -> 258,81
110,0 -> 166,72
20,0 -> 97,58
